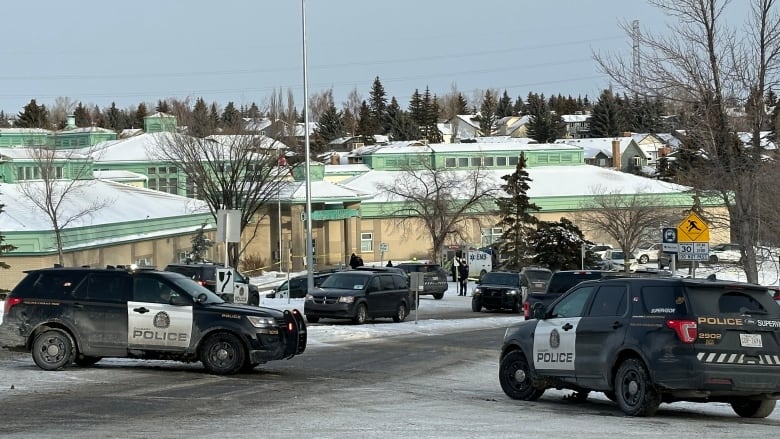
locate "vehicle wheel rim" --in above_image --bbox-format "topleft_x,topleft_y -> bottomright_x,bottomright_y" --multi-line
397,305 -> 405,320
513,368 -> 527,383
357,306 -> 367,323
210,342 -> 235,366
39,336 -> 66,364
621,370 -> 641,406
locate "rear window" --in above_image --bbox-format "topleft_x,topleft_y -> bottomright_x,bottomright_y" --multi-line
686,286 -> 780,318
546,272 -> 604,295
12,270 -> 89,300
523,269 -> 552,282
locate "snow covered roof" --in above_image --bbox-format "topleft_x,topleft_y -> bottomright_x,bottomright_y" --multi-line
91,132 -> 174,162
323,163 -> 370,174
341,165 -> 688,203
0,147 -> 89,161
555,137 -> 636,158
92,170 -> 148,181
0,179 -> 209,232
0,128 -> 52,135
350,141 -> 574,156
561,114 -> 590,122
278,179 -> 374,202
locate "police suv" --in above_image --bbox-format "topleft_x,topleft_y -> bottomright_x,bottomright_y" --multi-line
499,277 -> 780,417
0,266 -> 306,375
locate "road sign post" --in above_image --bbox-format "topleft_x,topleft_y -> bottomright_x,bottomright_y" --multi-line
676,212 -> 710,278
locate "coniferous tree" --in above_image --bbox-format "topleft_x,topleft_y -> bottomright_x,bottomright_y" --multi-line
209,103 -> 220,131
221,101 -> 242,131
355,101 -> 376,143
15,99 -> 49,128
368,76 -> 388,133
247,102 -> 260,119
497,90 -> 513,118
525,93 -> 565,142
454,93 -> 469,115
513,95 -> 526,115
426,94 -> 443,143
315,101 -> 345,143
155,99 -> 170,114
103,102 -> 126,131
0,202 -> 17,269
132,102 -> 147,130
589,89 -> 625,137
190,98 -> 211,137
189,223 -> 213,263
91,105 -> 105,128
408,89 -> 424,128
495,153 -> 541,270
73,103 -> 90,127
530,218 -> 596,271
0,111 -> 9,128
478,89 -> 498,136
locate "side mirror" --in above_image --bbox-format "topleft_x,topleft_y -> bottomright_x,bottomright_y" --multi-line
196,293 -> 208,304
532,302 -> 547,320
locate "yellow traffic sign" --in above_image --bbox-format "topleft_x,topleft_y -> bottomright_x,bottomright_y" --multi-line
677,212 -> 709,243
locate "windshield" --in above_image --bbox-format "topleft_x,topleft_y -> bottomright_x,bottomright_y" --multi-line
320,273 -> 369,290
479,272 -> 520,287
171,277 -> 224,304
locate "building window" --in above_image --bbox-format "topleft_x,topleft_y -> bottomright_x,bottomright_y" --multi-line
633,156 -> 642,167
458,157 -> 468,167
483,157 -> 494,167
496,157 -> 507,166
360,232 -> 373,252
135,256 -> 153,267
508,156 -> 519,166
481,227 -> 503,247
445,157 -> 456,168
470,157 -> 482,167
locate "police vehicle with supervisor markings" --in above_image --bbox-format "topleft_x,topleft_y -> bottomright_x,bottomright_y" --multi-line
0,266 -> 306,375
499,277 -> 780,417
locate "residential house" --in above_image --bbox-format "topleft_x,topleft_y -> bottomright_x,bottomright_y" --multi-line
561,113 -> 591,139
555,136 -> 649,173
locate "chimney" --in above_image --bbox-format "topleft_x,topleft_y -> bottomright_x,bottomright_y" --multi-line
612,139 -> 621,169
65,114 -> 76,130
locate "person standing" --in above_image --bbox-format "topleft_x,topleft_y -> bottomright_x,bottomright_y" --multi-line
458,261 -> 469,296
386,260 -> 393,267
349,253 -> 359,269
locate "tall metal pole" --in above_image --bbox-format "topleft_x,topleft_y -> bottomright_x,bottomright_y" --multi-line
302,0 -> 315,291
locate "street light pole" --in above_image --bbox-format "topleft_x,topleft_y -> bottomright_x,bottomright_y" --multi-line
301,0 -> 315,291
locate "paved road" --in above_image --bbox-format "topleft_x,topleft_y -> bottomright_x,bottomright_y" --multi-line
1,305 -> 778,438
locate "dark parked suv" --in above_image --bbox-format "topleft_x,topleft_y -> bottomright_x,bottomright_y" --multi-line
0,266 -> 306,375
304,270 -> 413,324
267,270 -> 337,299
164,262 -> 260,305
499,277 -> 780,417
472,271 -> 525,313
395,263 -> 448,299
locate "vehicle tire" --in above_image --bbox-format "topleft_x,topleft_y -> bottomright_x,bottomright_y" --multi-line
499,350 -> 544,401
614,358 -> 661,416
730,398 -> 776,418
709,255 -> 719,264
432,293 -> 444,300
471,297 -> 482,312
200,332 -> 246,375
31,329 -> 75,371
639,254 -> 649,264
74,355 -> 102,367
352,303 -> 368,325
392,303 -> 407,323
306,315 -> 320,324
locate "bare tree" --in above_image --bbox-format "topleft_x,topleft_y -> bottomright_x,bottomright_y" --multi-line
579,186 -> 674,273
594,0 -> 780,283
342,87 -> 363,136
153,126 -> 289,269
18,147 -> 112,265
50,96 -> 78,128
308,88 -> 335,124
376,153 -> 501,261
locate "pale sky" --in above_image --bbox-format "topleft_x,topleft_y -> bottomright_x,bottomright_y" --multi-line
0,0 -> 748,117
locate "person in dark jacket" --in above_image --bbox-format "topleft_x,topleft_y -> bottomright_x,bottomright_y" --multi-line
386,260 -> 393,267
458,261 -> 469,296
349,253 -> 360,269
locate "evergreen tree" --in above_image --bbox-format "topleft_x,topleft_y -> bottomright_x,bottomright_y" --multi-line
496,90 -> 513,118
0,111 -> 9,128
132,102 -> 147,129
589,89 -> 625,137
426,94 -> 443,143
155,99 -> 170,114
513,95 -> 526,115
0,201 -> 16,269
91,105 -> 106,128
455,93 -> 469,115
530,218 -> 596,271
495,153 -> 541,270
221,101 -> 242,131
209,103 -> 220,131
478,89 -> 498,136
368,76 -> 388,133
74,102 -> 90,127
189,223 -> 213,263
355,101 -> 376,143
408,88 -> 424,128
526,93 -> 565,142
190,97 -> 211,137
15,99 -> 49,128
247,102 -> 260,119
315,101 -> 345,143
104,102 -> 126,131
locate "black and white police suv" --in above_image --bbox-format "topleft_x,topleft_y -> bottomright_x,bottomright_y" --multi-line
499,277 -> 780,417
0,266 -> 306,375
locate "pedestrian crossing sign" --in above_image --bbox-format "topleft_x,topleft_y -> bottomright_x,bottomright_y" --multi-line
677,212 -> 709,243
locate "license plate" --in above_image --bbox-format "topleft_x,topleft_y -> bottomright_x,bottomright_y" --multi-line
740,333 -> 763,348
532,282 -> 545,288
